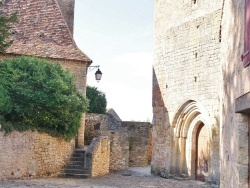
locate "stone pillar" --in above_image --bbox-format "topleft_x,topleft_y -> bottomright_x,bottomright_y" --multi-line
76,65 -> 88,148
77,113 -> 86,148
180,137 -> 186,174
173,137 -> 180,174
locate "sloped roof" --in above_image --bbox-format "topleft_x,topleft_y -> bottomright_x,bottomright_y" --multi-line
0,0 -> 91,62
107,108 -> 122,121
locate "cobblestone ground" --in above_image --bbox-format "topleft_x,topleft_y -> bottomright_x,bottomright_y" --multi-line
0,169 -> 212,188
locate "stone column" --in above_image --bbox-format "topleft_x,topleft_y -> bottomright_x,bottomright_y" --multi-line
173,137 -> 180,174
180,136 -> 186,174
77,113 -> 86,148
77,65 -> 88,148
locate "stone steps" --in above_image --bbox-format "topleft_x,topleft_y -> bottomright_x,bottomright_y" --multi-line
60,148 -> 91,179
168,174 -> 190,180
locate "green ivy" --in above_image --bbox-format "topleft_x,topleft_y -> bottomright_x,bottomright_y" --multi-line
0,56 -> 88,140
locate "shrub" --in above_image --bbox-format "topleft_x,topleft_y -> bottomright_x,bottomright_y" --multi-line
86,86 -> 107,114
0,56 -> 88,140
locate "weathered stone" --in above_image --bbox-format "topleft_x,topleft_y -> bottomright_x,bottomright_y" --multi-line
0,131 -> 74,180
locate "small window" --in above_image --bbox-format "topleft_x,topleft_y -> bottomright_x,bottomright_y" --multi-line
94,123 -> 101,130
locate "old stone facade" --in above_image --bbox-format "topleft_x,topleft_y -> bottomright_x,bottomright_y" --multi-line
153,0 -> 249,188
221,0 -> 249,187
0,131 -> 74,180
85,111 -> 152,171
0,0 -> 91,147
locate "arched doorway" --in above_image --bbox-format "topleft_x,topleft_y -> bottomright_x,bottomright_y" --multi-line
195,123 -> 209,181
172,100 -> 215,181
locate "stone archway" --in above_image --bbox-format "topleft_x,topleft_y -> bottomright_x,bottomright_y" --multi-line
193,123 -> 210,181
171,100 -> 215,181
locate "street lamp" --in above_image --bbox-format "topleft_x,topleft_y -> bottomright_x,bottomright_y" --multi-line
87,65 -> 102,82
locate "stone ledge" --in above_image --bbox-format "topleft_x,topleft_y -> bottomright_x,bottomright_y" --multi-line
235,91 -> 250,114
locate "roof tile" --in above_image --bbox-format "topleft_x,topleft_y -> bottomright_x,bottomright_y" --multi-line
0,0 -> 91,62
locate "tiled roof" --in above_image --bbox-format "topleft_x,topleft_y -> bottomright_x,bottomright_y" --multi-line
0,0 -> 91,62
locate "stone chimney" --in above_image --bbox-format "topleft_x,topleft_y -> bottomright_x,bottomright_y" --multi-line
57,0 -> 75,35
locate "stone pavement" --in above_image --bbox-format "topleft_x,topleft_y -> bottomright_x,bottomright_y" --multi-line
0,167 -> 212,188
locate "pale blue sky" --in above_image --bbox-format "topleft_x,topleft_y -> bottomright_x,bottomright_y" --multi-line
74,0 -> 153,121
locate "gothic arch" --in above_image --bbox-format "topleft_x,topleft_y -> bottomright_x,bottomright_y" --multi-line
172,99 -> 212,139
171,100 -> 215,180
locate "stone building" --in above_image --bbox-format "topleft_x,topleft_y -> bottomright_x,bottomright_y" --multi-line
152,0 -> 250,187
0,0 -> 91,147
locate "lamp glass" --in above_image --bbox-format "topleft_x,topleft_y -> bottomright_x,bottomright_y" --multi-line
95,69 -> 102,81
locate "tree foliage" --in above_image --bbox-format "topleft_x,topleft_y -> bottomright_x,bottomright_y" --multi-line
0,56 -> 88,140
0,11 -> 17,52
86,86 -> 107,114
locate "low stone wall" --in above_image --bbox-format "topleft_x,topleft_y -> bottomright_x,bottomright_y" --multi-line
85,113 -> 152,170
122,122 -> 152,167
107,131 -> 129,170
0,131 -> 74,180
85,136 -> 110,177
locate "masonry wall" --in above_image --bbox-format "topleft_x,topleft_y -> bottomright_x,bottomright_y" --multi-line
85,113 -> 151,170
122,122 -> 152,167
220,0 -> 249,187
152,0 -> 223,184
0,131 -> 74,180
85,136 -> 110,177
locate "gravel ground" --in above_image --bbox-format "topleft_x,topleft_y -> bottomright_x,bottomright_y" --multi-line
0,168 -> 212,188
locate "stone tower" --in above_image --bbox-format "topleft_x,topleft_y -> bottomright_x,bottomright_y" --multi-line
152,0 -> 223,185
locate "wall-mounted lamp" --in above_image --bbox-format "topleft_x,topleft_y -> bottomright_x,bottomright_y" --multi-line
87,65 -> 102,82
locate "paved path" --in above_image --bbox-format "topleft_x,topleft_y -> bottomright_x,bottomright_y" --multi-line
0,167 -> 212,188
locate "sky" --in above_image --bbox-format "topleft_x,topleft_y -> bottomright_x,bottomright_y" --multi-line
74,0 -> 153,122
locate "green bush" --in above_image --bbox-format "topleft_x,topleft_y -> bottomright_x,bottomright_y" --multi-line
86,86 -> 107,114
0,56 -> 88,140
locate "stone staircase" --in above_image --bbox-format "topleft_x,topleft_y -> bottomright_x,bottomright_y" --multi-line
60,148 -> 91,178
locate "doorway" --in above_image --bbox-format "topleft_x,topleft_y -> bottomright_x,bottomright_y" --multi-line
195,123 -> 209,181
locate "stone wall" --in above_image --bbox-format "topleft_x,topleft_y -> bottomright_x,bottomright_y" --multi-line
0,131 -> 74,180
220,0 -> 249,187
85,136 -> 110,177
122,122 -> 152,167
85,113 -> 152,170
152,0 -> 222,185
106,130 -> 129,170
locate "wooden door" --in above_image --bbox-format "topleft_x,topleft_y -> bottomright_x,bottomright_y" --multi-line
196,123 -> 209,182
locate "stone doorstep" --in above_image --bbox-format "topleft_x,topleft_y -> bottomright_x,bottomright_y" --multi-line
60,173 -> 91,179
67,160 -> 84,165
64,164 -> 86,170
63,168 -> 90,174
167,174 -> 190,180
70,157 -> 85,162
72,152 -> 85,158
